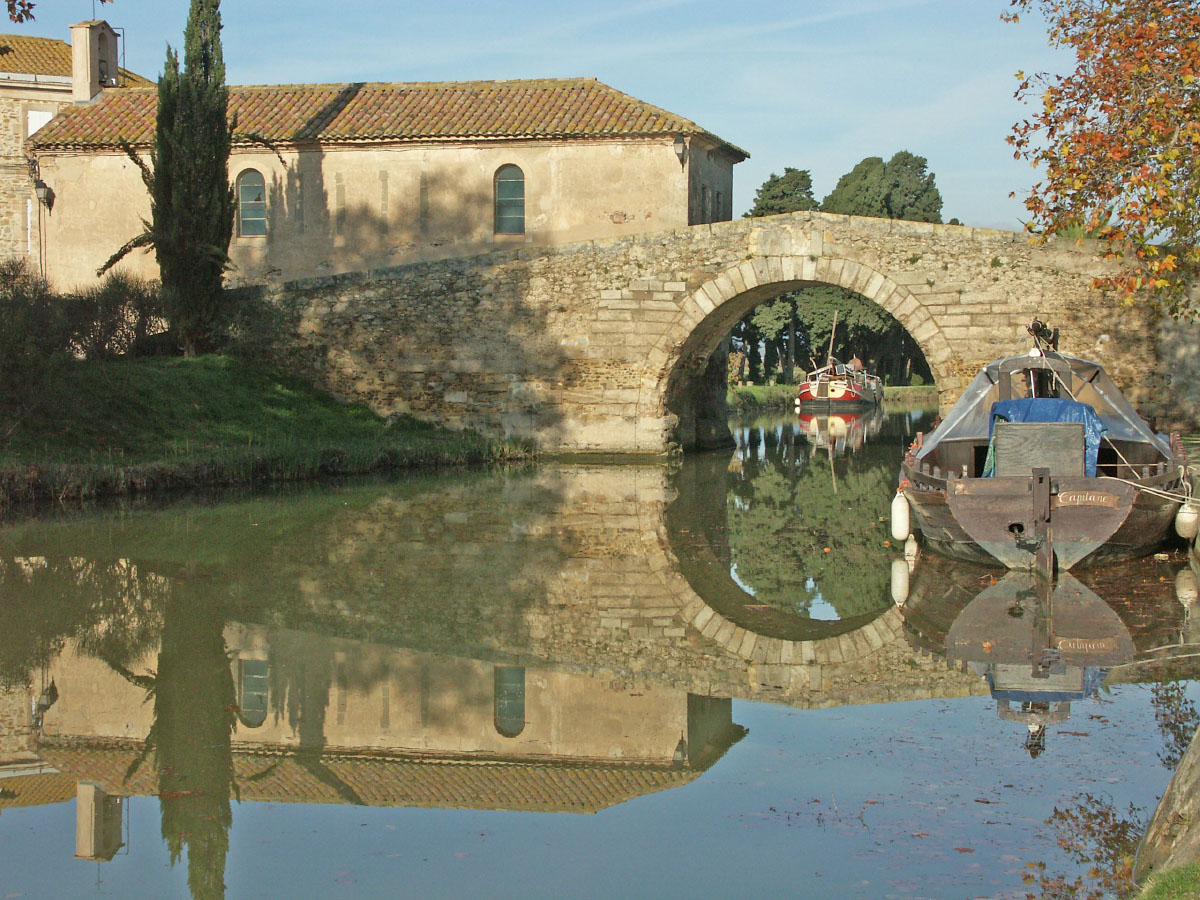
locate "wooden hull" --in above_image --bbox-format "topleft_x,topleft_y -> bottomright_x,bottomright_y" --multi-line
901,465 -> 1181,569
796,381 -> 881,408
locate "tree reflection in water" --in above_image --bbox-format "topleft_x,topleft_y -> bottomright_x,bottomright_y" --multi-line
1151,675 -> 1200,769
719,412 -> 928,622
124,585 -> 235,900
1022,793 -> 1143,900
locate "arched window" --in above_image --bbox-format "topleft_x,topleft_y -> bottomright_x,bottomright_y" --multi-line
237,169 -> 267,236
238,658 -> 269,728
493,665 -> 526,737
494,165 -> 525,235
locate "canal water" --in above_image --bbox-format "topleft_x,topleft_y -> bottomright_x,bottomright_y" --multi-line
1,409 -> 1197,900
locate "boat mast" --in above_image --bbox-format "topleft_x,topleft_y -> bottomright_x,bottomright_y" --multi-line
827,310 -> 839,366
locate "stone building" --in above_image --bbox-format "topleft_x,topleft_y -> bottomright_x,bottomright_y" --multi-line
0,20 -> 150,271
24,37 -> 746,290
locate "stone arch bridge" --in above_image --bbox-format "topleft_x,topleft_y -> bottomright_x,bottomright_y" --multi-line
263,209 -> 1170,453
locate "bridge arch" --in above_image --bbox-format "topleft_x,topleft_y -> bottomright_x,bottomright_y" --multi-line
635,505 -> 907,674
636,254 -> 956,451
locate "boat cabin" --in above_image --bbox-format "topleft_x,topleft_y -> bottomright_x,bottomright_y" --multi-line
914,351 -> 1173,481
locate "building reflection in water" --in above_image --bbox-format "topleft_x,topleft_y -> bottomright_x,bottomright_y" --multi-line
2,603 -> 747,894
0,444 -> 1193,896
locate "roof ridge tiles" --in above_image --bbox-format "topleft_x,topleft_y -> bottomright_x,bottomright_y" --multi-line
29,75 -> 748,160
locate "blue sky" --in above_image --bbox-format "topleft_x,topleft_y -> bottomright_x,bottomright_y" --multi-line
20,0 -> 1070,229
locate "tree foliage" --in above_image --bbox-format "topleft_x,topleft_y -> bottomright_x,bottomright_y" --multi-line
5,0 -> 110,22
729,160 -> 939,387
821,151 -> 944,222
101,0 -> 234,355
742,167 -> 819,218
1006,0 -> 1200,317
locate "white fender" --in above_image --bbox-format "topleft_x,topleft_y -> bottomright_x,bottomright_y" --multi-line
904,534 -> 919,573
891,557 -> 910,607
891,492 -> 911,542
1176,567 -> 1199,610
1175,501 -> 1199,541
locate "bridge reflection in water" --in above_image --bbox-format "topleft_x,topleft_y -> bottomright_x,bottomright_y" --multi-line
0,412 -> 1195,888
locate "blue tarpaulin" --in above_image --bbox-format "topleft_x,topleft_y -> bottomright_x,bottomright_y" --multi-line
984,398 -> 1107,477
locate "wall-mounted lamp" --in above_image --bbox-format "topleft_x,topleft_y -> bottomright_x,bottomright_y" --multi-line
673,135 -> 687,166
33,179 -> 51,206
672,734 -> 688,769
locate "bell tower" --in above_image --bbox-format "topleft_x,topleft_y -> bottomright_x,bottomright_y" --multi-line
70,20 -> 120,104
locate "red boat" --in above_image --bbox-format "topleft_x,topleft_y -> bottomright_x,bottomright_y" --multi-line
795,358 -> 883,409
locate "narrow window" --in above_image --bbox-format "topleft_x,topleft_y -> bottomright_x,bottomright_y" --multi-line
494,165 -> 525,235
493,665 -> 526,737
418,171 -> 430,235
239,659 -> 268,727
237,169 -> 267,236
334,173 -> 346,237
379,170 -> 389,234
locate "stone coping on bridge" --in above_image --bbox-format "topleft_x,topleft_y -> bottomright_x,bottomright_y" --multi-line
248,209 -> 1055,297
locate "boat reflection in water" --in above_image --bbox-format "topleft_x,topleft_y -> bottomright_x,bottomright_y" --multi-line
898,554 -> 1197,756
797,405 -> 887,457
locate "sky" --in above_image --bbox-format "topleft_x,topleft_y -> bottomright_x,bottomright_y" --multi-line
16,0 -> 1074,230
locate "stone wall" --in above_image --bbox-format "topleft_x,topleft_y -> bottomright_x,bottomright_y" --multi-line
1157,314 -> 1200,433
255,210 -> 1180,454
0,85 -> 72,266
0,686 -> 31,763
1136,724 -> 1200,882
0,95 -> 27,260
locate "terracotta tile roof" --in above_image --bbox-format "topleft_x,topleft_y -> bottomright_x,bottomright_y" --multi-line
0,771 -> 77,809
0,32 -> 150,85
37,739 -> 702,814
29,77 -> 748,159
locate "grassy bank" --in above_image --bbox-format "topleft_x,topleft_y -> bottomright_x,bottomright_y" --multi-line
727,384 -> 796,412
0,356 -> 530,504
1138,862 -> 1200,899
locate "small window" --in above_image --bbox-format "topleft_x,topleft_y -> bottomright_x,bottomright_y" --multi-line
493,665 -> 526,738
494,165 -> 524,235
239,658 -> 268,727
237,169 -> 267,236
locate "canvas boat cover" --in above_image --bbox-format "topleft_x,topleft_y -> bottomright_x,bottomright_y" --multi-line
985,398 -> 1107,476
917,351 -> 1171,460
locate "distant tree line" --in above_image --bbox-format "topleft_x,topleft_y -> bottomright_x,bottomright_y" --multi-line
731,151 -> 943,387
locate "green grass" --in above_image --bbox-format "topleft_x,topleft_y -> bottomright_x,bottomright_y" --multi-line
727,384 -> 797,412
883,384 -> 938,400
0,356 -> 530,503
1137,861 -> 1200,899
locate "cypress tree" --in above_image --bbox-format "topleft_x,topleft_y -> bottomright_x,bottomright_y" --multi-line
101,0 -> 234,356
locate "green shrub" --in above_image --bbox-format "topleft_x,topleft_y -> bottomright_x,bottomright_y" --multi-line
0,259 -> 73,424
67,271 -> 166,360
909,373 -> 924,386
219,287 -> 288,361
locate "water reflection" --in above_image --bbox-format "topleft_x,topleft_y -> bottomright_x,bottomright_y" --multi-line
901,552 -> 1200,760
796,405 -> 888,457
0,431 -> 1197,898
690,410 -> 934,634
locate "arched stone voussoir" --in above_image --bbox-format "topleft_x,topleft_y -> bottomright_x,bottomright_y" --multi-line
636,253 -> 956,430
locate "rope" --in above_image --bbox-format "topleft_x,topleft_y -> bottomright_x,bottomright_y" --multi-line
1040,355 -> 1143,477
1109,477 -> 1195,505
